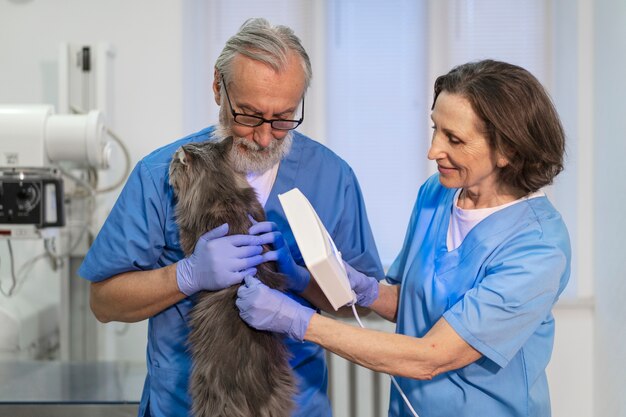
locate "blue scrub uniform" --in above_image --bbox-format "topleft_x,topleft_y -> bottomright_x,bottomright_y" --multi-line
387,174 -> 571,417
79,126 -> 383,417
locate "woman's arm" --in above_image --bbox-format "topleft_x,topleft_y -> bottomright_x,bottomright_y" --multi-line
299,279 -> 400,321
237,276 -> 478,379
299,278 -> 354,316
305,314 -> 481,379
368,283 -> 400,322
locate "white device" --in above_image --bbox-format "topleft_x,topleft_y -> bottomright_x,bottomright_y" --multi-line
0,104 -> 111,238
280,188 -> 420,417
0,104 -> 110,169
278,188 -> 355,310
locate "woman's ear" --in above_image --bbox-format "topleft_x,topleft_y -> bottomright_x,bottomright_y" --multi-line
213,69 -> 222,105
496,155 -> 509,168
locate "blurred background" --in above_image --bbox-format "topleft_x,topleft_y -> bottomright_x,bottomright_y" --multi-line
0,0 -> 624,416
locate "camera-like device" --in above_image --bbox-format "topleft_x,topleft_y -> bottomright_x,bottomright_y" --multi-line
0,168 -> 65,237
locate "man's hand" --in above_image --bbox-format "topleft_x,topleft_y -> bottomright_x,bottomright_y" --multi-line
176,223 -> 265,296
249,221 -> 311,293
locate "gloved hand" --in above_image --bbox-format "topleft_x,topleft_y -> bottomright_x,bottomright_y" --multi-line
236,276 -> 315,341
343,261 -> 379,307
249,221 -> 310,293
176,223 -> 264,296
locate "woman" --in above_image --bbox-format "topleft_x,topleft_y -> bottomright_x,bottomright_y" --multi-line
237,59 -> 571,417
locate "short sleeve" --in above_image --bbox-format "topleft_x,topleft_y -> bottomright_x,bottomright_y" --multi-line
78,161 -> 169,282
331,167 -> 384,279
443,234 -> 568,368
386,175 -> 446,285
385,200 -> 419,285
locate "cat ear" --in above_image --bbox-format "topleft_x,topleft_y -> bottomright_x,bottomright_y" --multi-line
174,147 -> 188,166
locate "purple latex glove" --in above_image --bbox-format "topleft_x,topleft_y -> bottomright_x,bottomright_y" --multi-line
176,223 -> 265,296
343,261 -> 379,307
236,276 -> 315,341
249,221 -> 310,293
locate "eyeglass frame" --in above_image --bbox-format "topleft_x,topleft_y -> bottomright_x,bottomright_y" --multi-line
220,75 -> 304,131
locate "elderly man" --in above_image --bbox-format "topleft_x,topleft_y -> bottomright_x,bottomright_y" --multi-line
79,18 -> 382,417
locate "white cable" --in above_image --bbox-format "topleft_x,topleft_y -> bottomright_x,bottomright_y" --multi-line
96,125 -> 131,193
0,240 -> 18,297
13,252 -> 49,294
389,375 -> 419,417
1,243 -> 51,297
69,105 -> 132,193
57,164 -> 96,198
42,220 -> 90,260
350,303 -> 365,328
350,303 -> 420,417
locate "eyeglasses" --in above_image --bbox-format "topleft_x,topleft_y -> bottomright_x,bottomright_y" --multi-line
221,76 -> 304,131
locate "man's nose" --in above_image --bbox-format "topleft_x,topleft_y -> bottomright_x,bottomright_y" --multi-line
253,122 -> 274,148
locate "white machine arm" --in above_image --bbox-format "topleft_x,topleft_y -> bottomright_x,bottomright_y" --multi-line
0,104 -> 110,169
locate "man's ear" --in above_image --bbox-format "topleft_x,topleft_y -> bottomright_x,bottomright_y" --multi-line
213,69 -> 222,105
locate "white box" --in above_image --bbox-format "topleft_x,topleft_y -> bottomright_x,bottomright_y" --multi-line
278,188 -> 355,310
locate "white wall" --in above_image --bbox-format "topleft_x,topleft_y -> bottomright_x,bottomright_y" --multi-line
593,1 -> 626,416
544,1 -> 595,415
325,0 -> 429,266
547,302 -> 594,417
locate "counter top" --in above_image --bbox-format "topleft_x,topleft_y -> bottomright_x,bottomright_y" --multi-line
0,360 -> 144,416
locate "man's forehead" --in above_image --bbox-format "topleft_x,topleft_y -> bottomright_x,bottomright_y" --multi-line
230,53 -> 304,85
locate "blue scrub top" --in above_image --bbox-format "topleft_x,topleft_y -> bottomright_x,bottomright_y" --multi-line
386,175 -> 571,417
79,126 -> 383,417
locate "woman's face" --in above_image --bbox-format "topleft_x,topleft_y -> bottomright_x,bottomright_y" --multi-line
428,91 -> 507,198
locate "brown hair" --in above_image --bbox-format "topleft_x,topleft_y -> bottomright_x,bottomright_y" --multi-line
432,59 -> 565,193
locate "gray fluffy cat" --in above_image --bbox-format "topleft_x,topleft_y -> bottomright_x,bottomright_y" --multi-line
168,137 -> 296,417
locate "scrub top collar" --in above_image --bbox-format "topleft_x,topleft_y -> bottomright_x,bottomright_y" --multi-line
434,191 -> 549,274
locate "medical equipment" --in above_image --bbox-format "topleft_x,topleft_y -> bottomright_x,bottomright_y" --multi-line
0,104 -> 110,238
0,169 -> 64,233
0,104 -> 109,169
278,188 -> 355,310
278,187 -> 420,417
0,103 -> 116,363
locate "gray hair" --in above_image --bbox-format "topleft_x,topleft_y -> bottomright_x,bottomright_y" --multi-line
215,18 -> 312,93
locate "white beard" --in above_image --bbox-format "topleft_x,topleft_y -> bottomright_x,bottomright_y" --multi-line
215,108 -> 293,175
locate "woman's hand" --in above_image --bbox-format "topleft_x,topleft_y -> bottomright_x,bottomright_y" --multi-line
343,261 -> 379,307
236,276 -> 315,341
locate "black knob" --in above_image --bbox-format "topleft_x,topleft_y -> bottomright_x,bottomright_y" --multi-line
16,186 -> 35,202
17,188 -> 29,200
